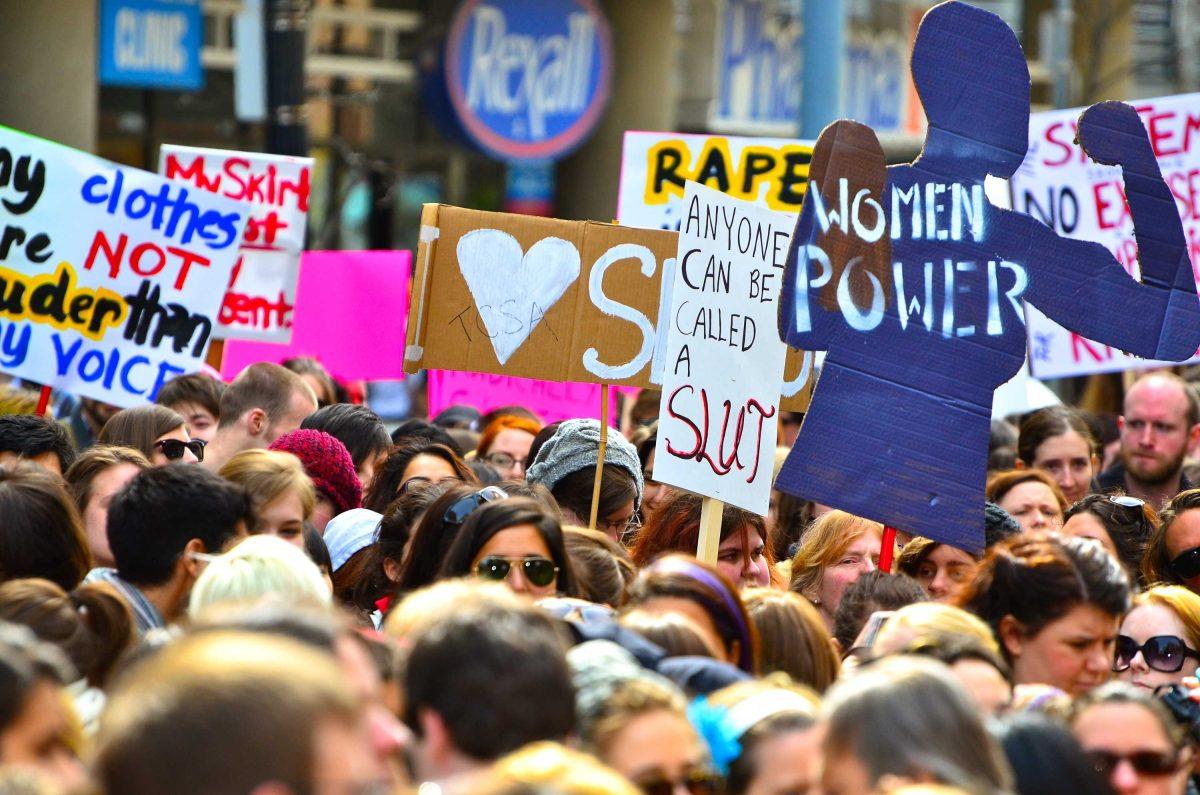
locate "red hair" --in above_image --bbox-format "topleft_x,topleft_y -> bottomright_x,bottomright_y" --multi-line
630,490 -> 773,569
476,415 -> 543,457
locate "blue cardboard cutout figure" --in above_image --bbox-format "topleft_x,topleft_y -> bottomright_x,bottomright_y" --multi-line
776,0 -> 1200,552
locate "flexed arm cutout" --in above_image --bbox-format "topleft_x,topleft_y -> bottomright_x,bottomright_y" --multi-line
1007,101 -> 1200,361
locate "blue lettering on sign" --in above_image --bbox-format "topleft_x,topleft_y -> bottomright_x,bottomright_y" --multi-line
713,0 -> 803,133
98,0 -> 203,91
446,0 -> 613,160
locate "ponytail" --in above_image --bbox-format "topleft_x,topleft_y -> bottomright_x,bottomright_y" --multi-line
68,581 -> 134,687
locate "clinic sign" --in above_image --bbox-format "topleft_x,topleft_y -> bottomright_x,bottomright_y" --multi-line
99,0 -> 203,91
445,0 -> 614,161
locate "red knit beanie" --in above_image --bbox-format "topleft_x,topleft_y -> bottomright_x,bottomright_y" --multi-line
270,429 -> 362,514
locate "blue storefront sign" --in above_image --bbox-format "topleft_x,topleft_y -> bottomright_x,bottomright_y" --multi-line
711,0 -> 803,136
99,0 -> 204,91
445,0 -> 614,161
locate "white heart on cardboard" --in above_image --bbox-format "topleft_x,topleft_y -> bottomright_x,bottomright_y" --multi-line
456,229 -> 581,365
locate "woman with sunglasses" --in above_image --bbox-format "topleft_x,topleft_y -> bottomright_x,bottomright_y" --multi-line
1143,489 -> 1200,593
362,440 -> 474,513
98,405 -> 205,465
1114,585 -> 1200,692
439,497 -> 577,599
1064,493 -> 1159,587
1071,682 -> 1194,795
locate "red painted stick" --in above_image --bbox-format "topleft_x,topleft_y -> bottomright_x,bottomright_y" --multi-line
879,525 -> 898,573
35,385 -> 51,417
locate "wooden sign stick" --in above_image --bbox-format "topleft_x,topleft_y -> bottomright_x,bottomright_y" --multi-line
879,525 -> 899,573
697,496 -> 723,566
588,386 -> 611,533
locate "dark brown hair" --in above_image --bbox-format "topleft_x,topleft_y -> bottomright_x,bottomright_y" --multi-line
551,465 -> 638,527
155,372 -> 225,419
1064,493 -> 1158,586
0,578 -> 134,687
98,405 -> 187,460
0,463 -> 90,590
1143,488 -> 1200,586
363,441 -> 475,513
1017,406 -> 1097,465
956,533 -> 1131,662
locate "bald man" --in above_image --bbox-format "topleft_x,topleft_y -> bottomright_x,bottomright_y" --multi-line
1097,373 -> 1200,507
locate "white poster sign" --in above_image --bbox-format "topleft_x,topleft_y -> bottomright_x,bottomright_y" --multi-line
0,125 -> 248,406
160,144 -> 312,342
653,182 -> 790,514
1011,92 -> 1200,378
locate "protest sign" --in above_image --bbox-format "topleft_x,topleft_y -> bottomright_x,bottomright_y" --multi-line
617,132 -> 814,231
159,145 -> 312,342
775,1 -> 1200,552
1010,91 -> 1200,378
405,204 -> 812,409
221,250 -> 410,382
427,371 -> 625,426
654,183 -> 790,516
0,124 -> 247,407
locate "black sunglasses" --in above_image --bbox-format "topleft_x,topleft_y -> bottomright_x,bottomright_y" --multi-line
635,769 -> 721,795
1114,634 -> 1200,673
474,555 -> 558,588
155,438 -> 206,462
1087,749 -> 1180,777
1170,546 -> 1200,581
443,486 -> 508,526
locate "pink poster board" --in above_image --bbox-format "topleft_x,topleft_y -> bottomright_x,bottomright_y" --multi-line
221,250 -> 411,382
427,371 -> 634,426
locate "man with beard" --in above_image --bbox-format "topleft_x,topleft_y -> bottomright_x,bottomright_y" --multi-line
1098,373 -> 1200,507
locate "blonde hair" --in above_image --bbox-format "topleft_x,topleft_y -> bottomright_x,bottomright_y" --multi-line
383,578 -> 522,641
188,535 -> 331,617
219,449 -> 315,519
588,678 -> 689,758
875,602 -> 1000,658
789,510 -> 885,597
1132,585 -> 1200,650
483,742 -> 640,795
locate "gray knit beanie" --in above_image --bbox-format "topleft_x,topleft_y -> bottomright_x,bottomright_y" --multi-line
567,640 -> 680,742
526,419 -> 644,509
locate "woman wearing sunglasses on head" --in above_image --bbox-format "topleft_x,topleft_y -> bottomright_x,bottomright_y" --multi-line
1071,682 -> 1194,795
1143,489 -> 1200,593
1114,586 -> 1200,692
392,483 -> 509,596
1063,493 -> 1159,587
98,404 -> 205,465
439,497 -> 577,599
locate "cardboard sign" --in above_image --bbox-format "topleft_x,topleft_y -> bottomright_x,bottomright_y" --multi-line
1011,92 -> 1200,378
159,145 -> 312,342
775,1 -> 1200,552
427,371 -> 624,426
617,131 -> 814,231
405,204 -> 813,409
654,183 -> 789,514
0,125 -> 247,407
221,250 -> 411,382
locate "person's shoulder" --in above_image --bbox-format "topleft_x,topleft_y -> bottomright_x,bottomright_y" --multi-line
1095,463 -> 1125,490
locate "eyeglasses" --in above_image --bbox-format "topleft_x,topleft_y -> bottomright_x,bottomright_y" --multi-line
1087,749 -> 1180,778
155,438 -> 206,462
1114,634 -> 1200,673
474,555 -> 559,588
634,768 -> 721,795
443,486 -> 508,526
1170,546 -> 1200,581
608,512 -> 642,540
484,451 -> 523,472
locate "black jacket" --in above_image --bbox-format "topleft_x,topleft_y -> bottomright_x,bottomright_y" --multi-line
1095,461 -> 1194,499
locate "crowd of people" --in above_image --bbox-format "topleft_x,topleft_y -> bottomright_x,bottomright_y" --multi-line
2,360 -> 1200,794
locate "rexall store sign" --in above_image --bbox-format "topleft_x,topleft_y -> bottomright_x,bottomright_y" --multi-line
99,0 -> 203,90
445,0 -> 614,161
